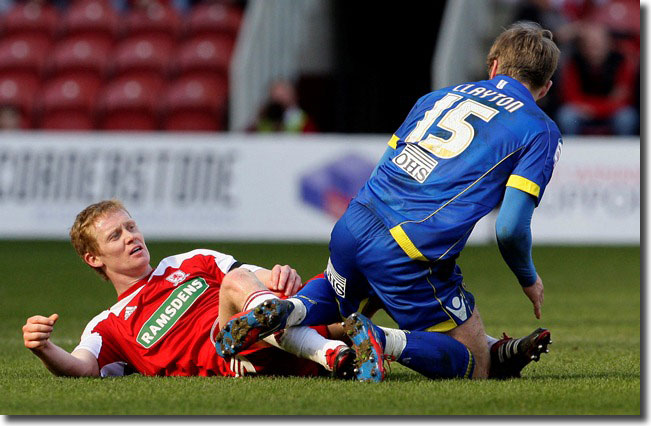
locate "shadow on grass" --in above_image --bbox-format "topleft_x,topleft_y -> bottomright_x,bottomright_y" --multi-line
524,372 -> 641,381
377,371 -> 641,382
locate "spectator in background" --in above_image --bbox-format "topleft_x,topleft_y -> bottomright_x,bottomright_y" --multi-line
0,105 -> 21,130
511,0 -> 580,118
556,22 -> 638,135
6,0 -> 70,11
112,0 -> 244,14
513,0 -> 578,48
252,80 -> 317,133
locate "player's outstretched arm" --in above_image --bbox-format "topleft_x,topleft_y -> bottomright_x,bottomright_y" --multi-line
23,314 -> 100,377
495,187 -> 543,319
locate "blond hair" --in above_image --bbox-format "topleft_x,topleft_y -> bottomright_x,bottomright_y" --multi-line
69,199 -> 129,280
486,21 -> 560,89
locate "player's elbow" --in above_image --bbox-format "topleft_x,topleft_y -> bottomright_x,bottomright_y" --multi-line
495,220 -> 518,246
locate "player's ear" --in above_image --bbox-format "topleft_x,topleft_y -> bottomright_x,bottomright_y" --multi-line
84,252 -> 103,269
536,80 -> 553,101
489,59 -> 499,79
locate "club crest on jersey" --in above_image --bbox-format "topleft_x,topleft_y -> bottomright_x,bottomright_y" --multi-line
166,270 -> 189,286
137,278 -> 208,349
393,144 -> 438,183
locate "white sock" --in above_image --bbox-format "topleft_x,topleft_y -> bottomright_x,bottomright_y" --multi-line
378,326 -> 407,359
486,334 -> 499,348
264,327 -> 345,371
285,297 -> 306,326
243,293 -> 306,327
242,290 -> 277,311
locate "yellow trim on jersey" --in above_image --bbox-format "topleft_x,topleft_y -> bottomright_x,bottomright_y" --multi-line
334,297 -> 346,322
388,134 -> 399,149
389,225 -> 428,261
506,175 -> 540,198
425,271 -> 458,325
391,146 -> 525,262
425,318 -> 458,333
464,347 -> 474,378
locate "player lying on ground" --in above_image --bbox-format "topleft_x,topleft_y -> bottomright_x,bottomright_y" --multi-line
215,21 -> 560,382
23,200 -> 547,381
22,200 -> 357,378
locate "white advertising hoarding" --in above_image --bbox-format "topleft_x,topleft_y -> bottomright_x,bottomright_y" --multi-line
0,133 -> 639,244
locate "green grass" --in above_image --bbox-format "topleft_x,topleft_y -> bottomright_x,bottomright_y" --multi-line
0,241 -> 640,415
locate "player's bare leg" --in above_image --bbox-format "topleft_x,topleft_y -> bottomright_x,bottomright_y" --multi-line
217,268 -> 266,328
444,308 -> 490,379
215,269 -> 355,378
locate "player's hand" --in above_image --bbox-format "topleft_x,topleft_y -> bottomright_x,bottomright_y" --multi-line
269,264 -> 302,297
522,275 -> 544,319
23,314 -> 59,351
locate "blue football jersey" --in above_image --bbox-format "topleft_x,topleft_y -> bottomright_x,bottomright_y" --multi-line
354,75 -> 563,263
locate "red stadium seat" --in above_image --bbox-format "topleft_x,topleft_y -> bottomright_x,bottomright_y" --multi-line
0,35 -> 50,83
173,35 -> 233,82
38,75 -> 102,130
161,75 -> 228,131
1,2 -> 59,39
59,0 -> 120,46
0,75 -> 39,128
46,35 -> 113,81
122,2 -> 181,44
184,2 -> 242,45
96,76 -> 163,130
591,0 -> 640,36
111,35 -> 175,81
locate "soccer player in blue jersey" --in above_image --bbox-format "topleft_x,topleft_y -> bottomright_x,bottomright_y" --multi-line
216,22 -> 561,382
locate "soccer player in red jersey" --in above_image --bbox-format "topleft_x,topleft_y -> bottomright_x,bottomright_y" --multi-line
22,200 -> 354,378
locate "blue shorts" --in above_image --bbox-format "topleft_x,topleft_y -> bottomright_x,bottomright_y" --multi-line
324,201 -> 475,331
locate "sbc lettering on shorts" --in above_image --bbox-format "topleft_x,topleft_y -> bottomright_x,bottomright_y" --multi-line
325,258 -> 346,297
136,278 -> 208,348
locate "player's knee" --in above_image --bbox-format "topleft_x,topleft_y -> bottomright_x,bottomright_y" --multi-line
222,268 -> 256,297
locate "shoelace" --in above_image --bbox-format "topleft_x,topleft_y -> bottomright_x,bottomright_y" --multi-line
382,354 -> 396,375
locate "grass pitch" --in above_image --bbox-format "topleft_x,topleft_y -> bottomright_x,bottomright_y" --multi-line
0,241 -> 640,415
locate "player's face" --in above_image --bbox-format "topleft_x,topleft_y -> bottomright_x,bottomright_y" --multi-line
91,209 -> 151,279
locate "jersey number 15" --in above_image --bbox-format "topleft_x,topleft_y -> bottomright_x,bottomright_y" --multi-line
405,93 -> 499,159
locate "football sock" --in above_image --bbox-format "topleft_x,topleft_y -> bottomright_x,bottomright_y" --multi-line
378,326 -> 407,359
486,334 -> 498,347
242,290 -> 276,311
242,288 -> 345,370
286,279 -> 347,327
265,326 -> 345,371
397,330 -> 475,379
242,290 -> 306,327
285,298 -> 307,326
285,294 -> 339,328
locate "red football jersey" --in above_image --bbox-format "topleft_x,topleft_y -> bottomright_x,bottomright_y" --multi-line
74,249 -> 323,378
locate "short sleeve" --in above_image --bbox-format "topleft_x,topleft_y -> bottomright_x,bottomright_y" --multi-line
74,311 -> 125,372
506,126 -> 562,206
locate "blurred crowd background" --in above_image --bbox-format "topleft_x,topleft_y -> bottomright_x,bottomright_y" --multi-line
0,0 -> 640,135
